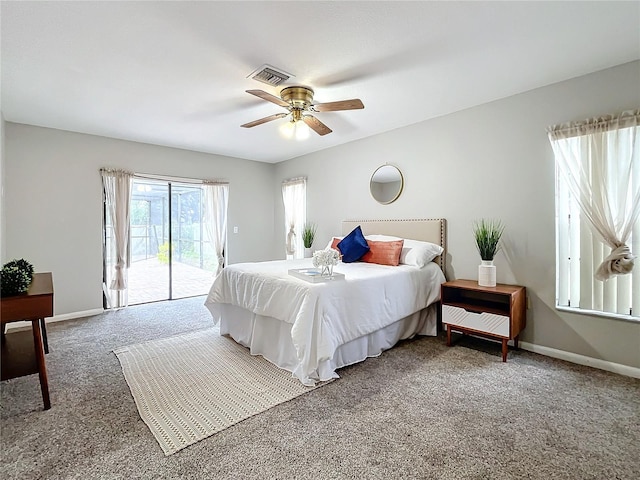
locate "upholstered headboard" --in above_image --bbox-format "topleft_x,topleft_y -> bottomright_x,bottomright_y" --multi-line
341,218 -> 447,272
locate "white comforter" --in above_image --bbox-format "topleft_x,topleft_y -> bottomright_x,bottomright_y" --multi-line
205,259 -> 445,385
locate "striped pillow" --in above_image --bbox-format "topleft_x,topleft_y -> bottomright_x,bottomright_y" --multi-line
360,239 -> 404,266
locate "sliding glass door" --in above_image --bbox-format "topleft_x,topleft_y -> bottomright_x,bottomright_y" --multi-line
127,179 -> 215,305
170,184 -> 214,299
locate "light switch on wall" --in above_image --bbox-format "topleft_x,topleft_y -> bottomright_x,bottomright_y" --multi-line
233,226 -> 238,234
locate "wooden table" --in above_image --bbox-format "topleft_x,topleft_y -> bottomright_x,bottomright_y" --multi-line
1,272 -> 54,410
441,279 -> 526,362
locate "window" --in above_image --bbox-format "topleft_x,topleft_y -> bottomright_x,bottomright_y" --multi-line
282,177 -> 306,259
549,111 -> 639,320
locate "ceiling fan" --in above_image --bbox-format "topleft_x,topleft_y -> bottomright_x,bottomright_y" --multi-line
241,86 -> 364,136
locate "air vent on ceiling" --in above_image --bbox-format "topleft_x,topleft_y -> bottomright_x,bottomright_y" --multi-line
247,64 -> 293,86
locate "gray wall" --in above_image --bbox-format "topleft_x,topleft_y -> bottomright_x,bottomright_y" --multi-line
1,113 -> 5,262
274,61 -> 640,369
4,124 -> 276,315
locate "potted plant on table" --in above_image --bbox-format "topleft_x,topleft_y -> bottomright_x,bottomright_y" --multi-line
0,258 -> 35,296
302,222 -> 317,258
473,219 -> 504,287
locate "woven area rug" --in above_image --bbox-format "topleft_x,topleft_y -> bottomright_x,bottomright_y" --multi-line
114,328 -> 326,455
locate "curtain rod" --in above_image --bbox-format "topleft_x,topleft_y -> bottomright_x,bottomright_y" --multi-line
548,109 -> 639,138
134,172 -> 227,185
282,176 -> 307,185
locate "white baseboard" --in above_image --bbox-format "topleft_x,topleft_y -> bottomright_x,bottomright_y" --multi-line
5,308 -> 104,332
519,341 -> 640,379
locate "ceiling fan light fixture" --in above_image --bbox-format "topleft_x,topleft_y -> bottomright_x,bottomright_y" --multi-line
294,120 -> 310,141
242,85 -> 362,137
280,119 -> 295,139
279,115 -> 309,141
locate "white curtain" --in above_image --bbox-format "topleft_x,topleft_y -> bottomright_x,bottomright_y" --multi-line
203,182 -> 229,276
101,168 -> 133,308
282,177 -> 306,259
548,110 -> 640,281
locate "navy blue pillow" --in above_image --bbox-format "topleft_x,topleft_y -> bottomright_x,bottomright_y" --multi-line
337,226 -> 370,263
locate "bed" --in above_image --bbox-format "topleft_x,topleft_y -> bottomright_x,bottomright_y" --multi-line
205,219 -> 447,385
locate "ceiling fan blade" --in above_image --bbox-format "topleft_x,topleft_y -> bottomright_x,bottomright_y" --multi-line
246,89 -> 289,108
303,115 -> 332,136
241,112 -> 288,128
312,98 -> 364,112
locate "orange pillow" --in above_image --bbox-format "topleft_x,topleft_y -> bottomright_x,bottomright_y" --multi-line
330,237 -> 341,251
360,239 -> 404,266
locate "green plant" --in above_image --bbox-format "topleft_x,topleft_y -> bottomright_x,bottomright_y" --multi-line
3,258 -> 35,277
1,258 -> 34,296
473,219 -> 505,261
157,242 -> 174,264
302,222 -> 317,249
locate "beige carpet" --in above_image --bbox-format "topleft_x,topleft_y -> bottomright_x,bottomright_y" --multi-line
114,328 -> 327,455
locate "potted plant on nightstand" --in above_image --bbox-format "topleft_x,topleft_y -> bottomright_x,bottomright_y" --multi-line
302,222 -> 317,258
473,219 -> 504,287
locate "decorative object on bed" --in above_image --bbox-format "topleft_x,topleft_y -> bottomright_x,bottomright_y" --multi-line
205,219 -> 447,386
0,259 -> 34,296
401,239 -> 444,267
328,237 -> 342,250
312,248 -> 341,277
370,164 -> 404,204
302,222 -> 317,258
336,225 -> 370,262
360,239 -> 404,266
114,328 -> 330,455
473,219 -> 505,287
365,235 -> 444,268
289,268 -> 345,283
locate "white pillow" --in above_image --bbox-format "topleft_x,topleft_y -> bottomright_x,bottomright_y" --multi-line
366,235 -> 443,267
402,239 -> 443,267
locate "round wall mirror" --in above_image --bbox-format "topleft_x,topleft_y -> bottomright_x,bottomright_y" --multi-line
370,165 -> 404,204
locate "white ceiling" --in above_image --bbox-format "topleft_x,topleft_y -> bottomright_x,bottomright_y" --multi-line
2,1 -> 639,164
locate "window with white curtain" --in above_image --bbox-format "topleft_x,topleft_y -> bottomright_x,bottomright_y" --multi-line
282,177 -> 306,259
549,110 -> 639,320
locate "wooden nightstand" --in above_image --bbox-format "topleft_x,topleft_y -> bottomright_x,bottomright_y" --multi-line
440,279 -> 526,362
